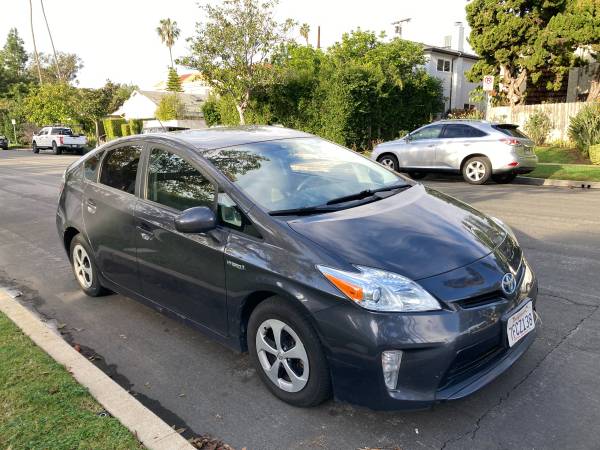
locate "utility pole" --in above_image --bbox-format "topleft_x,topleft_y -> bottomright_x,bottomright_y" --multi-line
391,18 -> 411,38
317,25 -> 321,49
28,0 -> 43,85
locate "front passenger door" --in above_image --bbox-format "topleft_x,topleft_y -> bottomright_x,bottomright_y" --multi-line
135,146 -> 229,335
402,124 -> 443,168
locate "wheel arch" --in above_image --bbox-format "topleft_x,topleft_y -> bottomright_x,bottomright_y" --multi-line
63,226 -> 81,258
460,153 -> 489,171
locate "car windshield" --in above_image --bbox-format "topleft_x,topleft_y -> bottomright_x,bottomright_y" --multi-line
204,137 -> 405,213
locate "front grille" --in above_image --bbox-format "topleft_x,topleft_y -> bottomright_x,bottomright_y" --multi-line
456,291 -> 503,309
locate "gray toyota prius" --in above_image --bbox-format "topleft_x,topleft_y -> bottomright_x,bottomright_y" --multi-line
57,126 -> 538,410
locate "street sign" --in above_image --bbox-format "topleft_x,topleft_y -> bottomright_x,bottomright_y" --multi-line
11,119 -> 16,125
483,75 -> 495,92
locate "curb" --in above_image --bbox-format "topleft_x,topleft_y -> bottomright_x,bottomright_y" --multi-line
0,290 -> 195,450
514,176 -> 600,189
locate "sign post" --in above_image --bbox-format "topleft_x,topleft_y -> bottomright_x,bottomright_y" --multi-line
11,118 -> 17,145
482,75 -> 494,119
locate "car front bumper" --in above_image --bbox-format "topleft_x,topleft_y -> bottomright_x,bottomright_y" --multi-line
313,254 -> 538,411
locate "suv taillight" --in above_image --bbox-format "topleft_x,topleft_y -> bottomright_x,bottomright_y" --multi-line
499,138 -> 520,146
59,136 -> 64,145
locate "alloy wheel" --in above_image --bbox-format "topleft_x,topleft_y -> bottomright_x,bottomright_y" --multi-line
255,319 -> 310,393
466,160 -> 486,182
380,158 -> 395,169
73,244 -> 93,289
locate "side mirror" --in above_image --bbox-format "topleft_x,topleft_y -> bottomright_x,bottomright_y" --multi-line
404,134 -> 412,142
174,206 -> 216,234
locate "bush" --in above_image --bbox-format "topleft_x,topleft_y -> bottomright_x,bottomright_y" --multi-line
155,94 -> 184,121
568,102 -> 600,156
524,111 -> 552,145
447,109 -> 485,120
120,123 -> 131,136
102,118 -> 126,141
590,144 -> 600,165
128,119 -> 143,135
202,96 -> 222,126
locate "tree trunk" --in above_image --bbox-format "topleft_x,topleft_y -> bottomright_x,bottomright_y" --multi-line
236,91 -> 250,126
29,0 -> 43,85
94,120 -> 100,147
169,47 -> 174,69
40,0 -> 62,81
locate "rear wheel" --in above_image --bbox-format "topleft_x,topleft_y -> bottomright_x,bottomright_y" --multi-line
377,154 -> 399,172
248,297 -> 331,407
69,234 -> 108,297
52,141 -> 62,155
462,156 -> 492,185
492,173 -> 517,184
32,141 -> 39,154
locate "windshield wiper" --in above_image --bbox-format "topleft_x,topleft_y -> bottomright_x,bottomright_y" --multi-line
268,205 -> 341,217
325,182 -> 411,206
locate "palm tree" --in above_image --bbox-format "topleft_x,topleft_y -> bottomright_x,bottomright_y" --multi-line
40,0 -> 63,81
300,23 -> 310,46
156,18 -> 180,68
28,0 -> 42,84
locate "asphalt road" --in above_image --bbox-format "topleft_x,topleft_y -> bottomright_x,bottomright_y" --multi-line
1,149 -> 599,450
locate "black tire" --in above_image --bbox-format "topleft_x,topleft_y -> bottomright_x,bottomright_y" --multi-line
52,141 -> 62,155
77,147 -> 85,156
32,141 -> 39,153
69,234 -> 108,297
492,173 -> 517,184
462,156 -> 492,185
248,297 -> 331,407
408,172 -> 427,180
377,154 -> 399,172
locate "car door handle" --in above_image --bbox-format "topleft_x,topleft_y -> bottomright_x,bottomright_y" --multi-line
427,145 -> 435,148
136,224 -> 154,241
86,199 -> 97,214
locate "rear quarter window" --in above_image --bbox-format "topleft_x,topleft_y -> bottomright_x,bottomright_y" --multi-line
493,125 -> 529,139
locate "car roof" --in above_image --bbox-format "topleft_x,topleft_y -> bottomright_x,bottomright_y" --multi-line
147,125 -> 314,151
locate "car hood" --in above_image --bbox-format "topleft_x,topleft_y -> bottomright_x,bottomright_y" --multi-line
287,185 -> 507,280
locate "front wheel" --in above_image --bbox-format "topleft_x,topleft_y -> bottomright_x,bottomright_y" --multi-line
70,234 -> 108,297
248,298 -> 331,407
462,156 -> 492,185
32,141 -> 39,154
377,154 -> 399,172
492,173 -> 517,184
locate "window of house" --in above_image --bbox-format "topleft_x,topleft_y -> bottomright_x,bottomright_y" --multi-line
99,145 -> 141,194
437,58 -> 451,72
146,148 -> 215,211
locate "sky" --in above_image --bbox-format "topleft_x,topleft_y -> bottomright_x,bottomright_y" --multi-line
1,0 -> 473,89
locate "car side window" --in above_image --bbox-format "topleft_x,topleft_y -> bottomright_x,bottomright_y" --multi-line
99,145 -> 141,194
410,125 -> 443,141
84,151 -> 104,182
146,148 -> 215,211
217,192 -> 261,238
442,124 -> 487,139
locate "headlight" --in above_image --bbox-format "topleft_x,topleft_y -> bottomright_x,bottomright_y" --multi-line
491,216 -> 518,244
317,265 -> 441,312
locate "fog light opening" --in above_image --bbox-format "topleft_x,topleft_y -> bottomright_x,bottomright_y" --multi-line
381,350 -> 403,390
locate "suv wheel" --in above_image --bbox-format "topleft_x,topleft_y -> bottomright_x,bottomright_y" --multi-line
248,298 -> 331,407
492,173 -> 517,184
462,156 -> 491,184
52,141 -> 62,155
32,141 -> 39,154
70,234 -> 107,297
377,154 -> 399,172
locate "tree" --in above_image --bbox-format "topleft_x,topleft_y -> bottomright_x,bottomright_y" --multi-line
103,80 -> 136,113
78,87 -> 112,144
30,52 -> 83,84
299,23 -> 310,46
156,18 -> 180,68
1,29 -> 29,79
166,67 -> 182,92
181,0 -> 295,125
22,82 -> 81,125
155,93 -> 184,121
466,0 -> 600,106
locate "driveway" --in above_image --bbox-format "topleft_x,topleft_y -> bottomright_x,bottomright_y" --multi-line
1,150 -> 599,450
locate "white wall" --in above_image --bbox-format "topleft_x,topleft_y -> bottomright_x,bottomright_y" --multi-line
115,92 -> 158,120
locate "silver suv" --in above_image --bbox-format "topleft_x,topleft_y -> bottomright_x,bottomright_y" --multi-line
371,120 -> 538,184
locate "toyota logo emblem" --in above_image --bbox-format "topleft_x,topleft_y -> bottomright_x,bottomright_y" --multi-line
501,273 -> 517,295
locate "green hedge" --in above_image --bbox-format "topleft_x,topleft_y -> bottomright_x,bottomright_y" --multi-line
102,118 -> 126,141
120,123 -> 131,137
128,119 -> 143,135
590,144 -> 600,165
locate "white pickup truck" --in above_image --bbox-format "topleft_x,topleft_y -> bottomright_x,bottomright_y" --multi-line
32,126 -> 87,155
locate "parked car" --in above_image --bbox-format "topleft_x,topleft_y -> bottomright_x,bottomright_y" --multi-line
372,120 -> 538,184
32,126 -> 87,155
57,126 -> 538,410
0,135 -> 8,150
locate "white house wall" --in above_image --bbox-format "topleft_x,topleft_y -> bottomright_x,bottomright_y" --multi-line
117,92 -> 159,120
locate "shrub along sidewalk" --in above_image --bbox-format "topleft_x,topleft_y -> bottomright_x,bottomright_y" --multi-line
0,312 -> 141,449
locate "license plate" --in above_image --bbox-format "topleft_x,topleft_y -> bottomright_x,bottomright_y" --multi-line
507,301 -> 535,347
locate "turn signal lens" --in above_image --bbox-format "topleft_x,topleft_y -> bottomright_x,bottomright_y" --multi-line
323,273 -> 363,301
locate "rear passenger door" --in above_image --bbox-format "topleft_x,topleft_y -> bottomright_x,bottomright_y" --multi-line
83,143 -> 142,293
135,145 -> 230,334
436,124 -> 488,169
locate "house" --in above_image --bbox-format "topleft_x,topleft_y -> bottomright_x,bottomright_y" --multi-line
110,89 -> 206,131
154,72 -> 212,98
419,23 -> 482,113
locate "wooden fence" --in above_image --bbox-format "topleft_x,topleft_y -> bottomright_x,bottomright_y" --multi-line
486,102 -> 590,142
